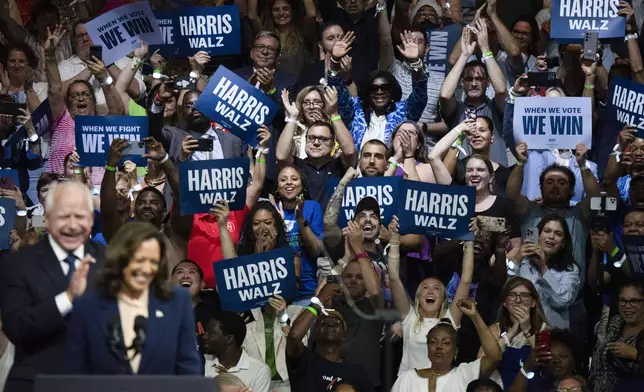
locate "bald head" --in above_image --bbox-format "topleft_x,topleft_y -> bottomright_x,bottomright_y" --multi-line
45,182 -> 94,251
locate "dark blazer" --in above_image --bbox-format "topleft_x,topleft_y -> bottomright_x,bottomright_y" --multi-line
0,238 -> 105,392
64,287 -> 201,375
148,109 -> 245,162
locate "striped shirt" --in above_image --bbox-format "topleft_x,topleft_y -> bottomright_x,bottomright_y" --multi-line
46,110 -> 104,185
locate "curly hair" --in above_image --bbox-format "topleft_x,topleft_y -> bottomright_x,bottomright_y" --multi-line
4,42 -> 39,70
236,200 -> 289,256
261,0 -> 305,55
97,221 -> 172,300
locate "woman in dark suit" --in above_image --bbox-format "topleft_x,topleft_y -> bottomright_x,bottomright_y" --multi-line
65,221 -> 200,375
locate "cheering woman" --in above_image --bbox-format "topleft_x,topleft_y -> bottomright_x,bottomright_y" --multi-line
65,221 -> 200,374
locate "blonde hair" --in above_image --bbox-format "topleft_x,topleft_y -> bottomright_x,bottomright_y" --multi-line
413,277 -> 449,333
214,373 -> 246,389
295,85 -> 329,125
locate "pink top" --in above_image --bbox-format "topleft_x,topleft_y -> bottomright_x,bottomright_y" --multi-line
46,109 -> 105,186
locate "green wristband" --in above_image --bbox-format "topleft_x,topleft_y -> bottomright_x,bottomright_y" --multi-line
483,51 -> 493,58
610,246 -> 620,257
305,306 -> 318,317
256,158 -> 266,164
268,87 -> 277,95
331,115 -> 342,122
105,165 -> 117,172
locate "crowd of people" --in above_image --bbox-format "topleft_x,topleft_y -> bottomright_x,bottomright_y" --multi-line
0,0 -> 644,391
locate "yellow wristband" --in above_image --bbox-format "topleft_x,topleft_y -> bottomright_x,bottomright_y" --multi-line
105,165 -> 117,172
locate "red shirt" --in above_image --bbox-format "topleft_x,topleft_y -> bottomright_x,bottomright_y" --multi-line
187,206 -> 249,288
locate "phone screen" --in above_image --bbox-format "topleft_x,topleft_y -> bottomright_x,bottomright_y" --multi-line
0,102 -> 27,117
535,331 -> 552,351
89,45 -> 103,62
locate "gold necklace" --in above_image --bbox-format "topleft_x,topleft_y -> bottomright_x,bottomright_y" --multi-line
426,368 -> 450,377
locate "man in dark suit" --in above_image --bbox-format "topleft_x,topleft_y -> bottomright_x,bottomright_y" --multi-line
0,181 -> 105,392
233,30 -> 297,194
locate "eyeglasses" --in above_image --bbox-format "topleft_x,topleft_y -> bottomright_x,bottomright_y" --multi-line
371,84 -> 391,93
618,297 -> 644,307
557,387 -> 583,392
306,135 -> 333,144
512,30 -> 532,37
302,99 -> 323,108
507,292 -> 533,301
253,44 -> 278,55
69,91 -> 93,100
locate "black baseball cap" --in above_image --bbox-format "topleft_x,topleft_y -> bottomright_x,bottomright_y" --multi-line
355,196 -> 381,221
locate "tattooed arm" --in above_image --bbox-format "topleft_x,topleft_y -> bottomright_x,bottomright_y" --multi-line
323,167 -> 358,250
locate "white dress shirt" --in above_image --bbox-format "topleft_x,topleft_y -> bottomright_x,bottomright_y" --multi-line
204,349 -> 271,392
359,113 -> 387,148
58,55 -> 146,114
49,235 -> 85,317
192,128 -> 224,161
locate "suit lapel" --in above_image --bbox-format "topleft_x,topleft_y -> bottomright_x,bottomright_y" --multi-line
98,296 -> 133,374
37,239 -> 68,293
139,291 -> 166,373
250,308 -> 267,360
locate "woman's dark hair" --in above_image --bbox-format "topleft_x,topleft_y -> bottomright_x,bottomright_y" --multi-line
317,22 -> 343,44
98,221 -> 172,300
388,121 -> 428,163
497,277 -> 547,333
236,200 -> 289,256
619,278 -> 644,298
537,214 -> 575,271
550,329 -> 584,375
359,70 -> 402,128
466,378 -> 503,392
511,16 -> 539,55
476,115 -> 494,134
36,172 -> 61,195
464,153 -> 494,175
4,42 -> 39,69
274,164 -> 312,201
64,80 -> 98,108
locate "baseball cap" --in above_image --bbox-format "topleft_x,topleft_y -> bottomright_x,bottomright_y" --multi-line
355,196 -> 381,221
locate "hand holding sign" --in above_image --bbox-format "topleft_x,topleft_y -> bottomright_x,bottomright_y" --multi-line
150,50 -> 166,71
575,142 -> 588,166
0,186 -> 26,211
618,1 -> 636,28
257,125 -> 271,148
267,294 -> 286,314
44,25 -> 66,56
516,141 -> 528,162
209,199 -> 230,228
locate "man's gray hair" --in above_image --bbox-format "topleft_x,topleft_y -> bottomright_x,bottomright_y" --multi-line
44,182 -> 94,214
254,30 -> 281,54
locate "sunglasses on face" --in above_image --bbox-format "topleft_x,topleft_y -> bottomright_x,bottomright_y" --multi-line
371,84 -> 391,93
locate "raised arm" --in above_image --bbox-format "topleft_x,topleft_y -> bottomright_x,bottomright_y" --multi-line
448,238 -> 474,327
211,200 -> 237,260
44,26 -> 67,122
85,57 -> 124,116
275,90 -> 299,167
440,28 -> 477,118
470,18 -> 507,109
575,143 -> 600,219
347,221 -> 384,307
323,168 -> 358,250
247,127 -> 269,209
506,142 -> 530,216
115,44 -> 148,109
325,86 -> 357,168
100,139 -> 130,243
0,1 -> 26,43
487,0 -> 523,73
387,216 -> 412,319
378,3 -> 395,72
604,127 -> 634,198
620,1 -> 644,83
457,299 -> 502,377
247,0 -> 264,35
398,31 -> 428,122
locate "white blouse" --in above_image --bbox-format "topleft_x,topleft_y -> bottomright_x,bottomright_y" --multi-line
392,358 -> 481,392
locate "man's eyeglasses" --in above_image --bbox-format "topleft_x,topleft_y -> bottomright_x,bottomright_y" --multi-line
69,91 -> 93,100
253,44 -> 278,55
302,99 -> 323,108
306,135 -> 333,144
557,388 -> 583,392
507,292 -> 533,301
618,297 -> 644,307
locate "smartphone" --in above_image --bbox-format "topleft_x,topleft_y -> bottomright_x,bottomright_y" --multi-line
121,141 -> 146,156
173,75 -> 196,90
527,72 -> 558,87
546,57 -> 560,69
327,274 -> 340,284
31,215 -> 46,228
583,31 -> 599,61
477,216 -> 506,233
195,138 -> 214,152
590,196 -> 618,212
89,45 -> 103,62
0,176 -> 15,190
525,228 -> 539,244
535,331 -> 552,351
0,101 -> 27,117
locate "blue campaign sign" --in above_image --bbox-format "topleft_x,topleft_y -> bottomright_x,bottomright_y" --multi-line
214,248 -> 297,312
178,158 -> 249,215
551,0 -> 626,40
0,198 -> 16,250
31,99 -> 53,136
152,6 -> 241,57
622,235 -> 644,277
326,176 -> 402,229
0,169 -> 20,189
424,23 -> 461,76
608,77 -> 644,137
84,2 -> 163,66
195,66 -> 278,147
397,180 -> 475,239
75,116 -> 149,167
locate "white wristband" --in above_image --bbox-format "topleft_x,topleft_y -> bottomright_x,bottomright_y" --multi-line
625,33 -> 639,42
255,148 -> 269,159
519,359 -> 535,379
158,153 -> 169,164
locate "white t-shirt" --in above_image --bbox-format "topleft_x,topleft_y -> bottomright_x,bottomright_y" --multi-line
398,306 -> 459,375
392,358 -> 482,392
